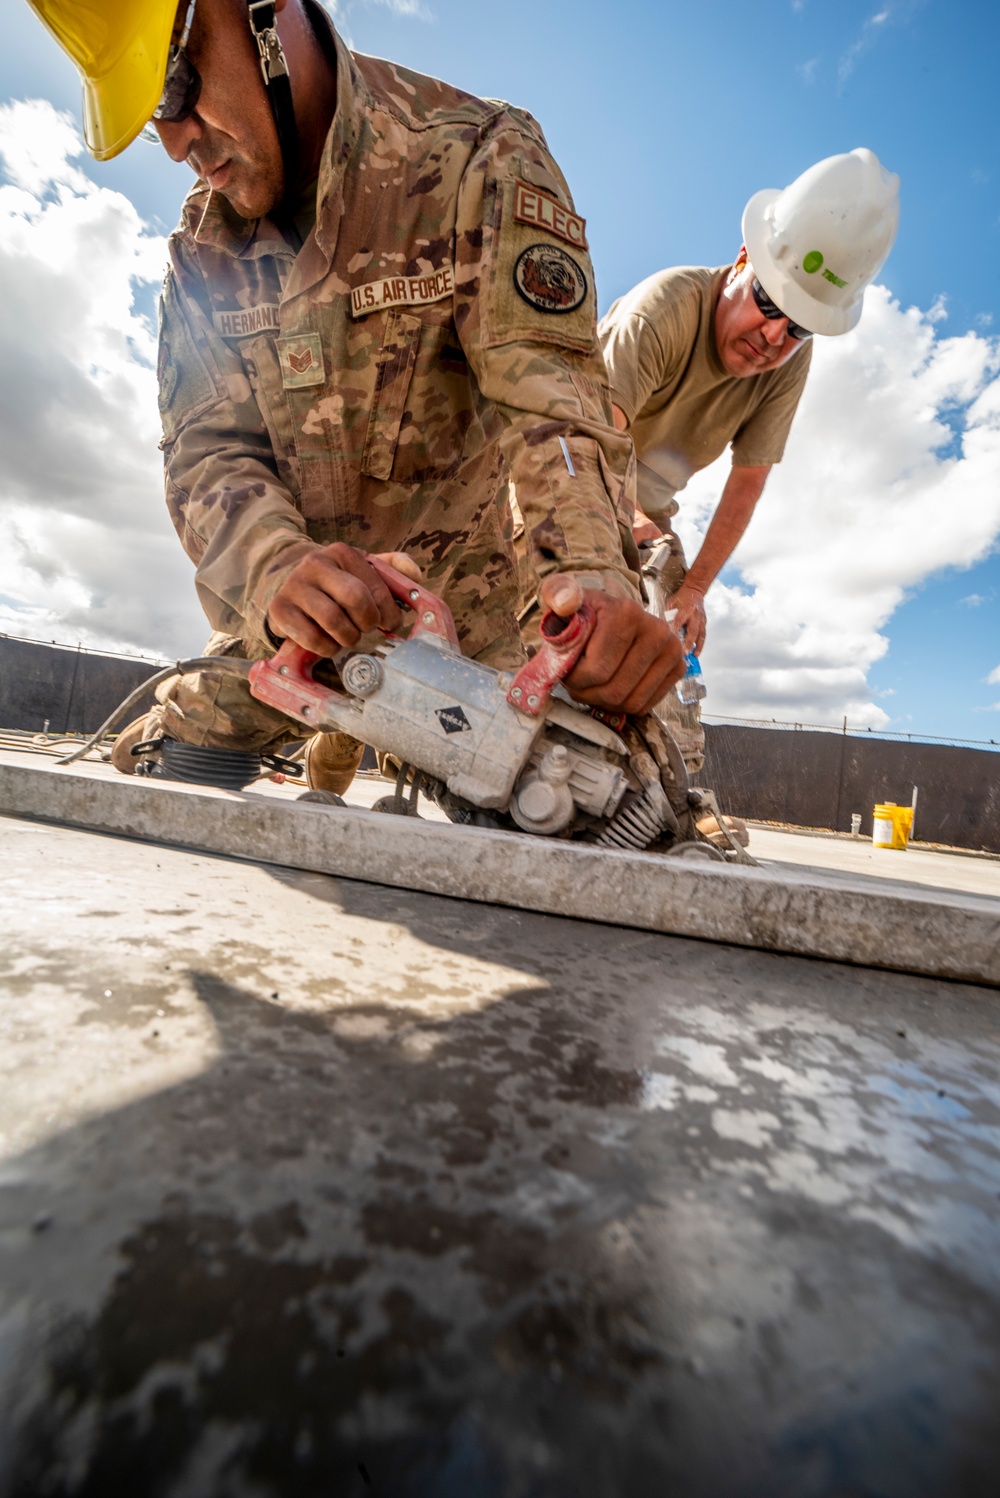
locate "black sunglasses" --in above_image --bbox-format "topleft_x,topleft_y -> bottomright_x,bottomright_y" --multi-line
151,0 -> 202,124
750,276 -> 813,342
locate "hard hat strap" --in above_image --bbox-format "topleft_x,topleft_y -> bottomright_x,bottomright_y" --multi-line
248,0 -> 300,190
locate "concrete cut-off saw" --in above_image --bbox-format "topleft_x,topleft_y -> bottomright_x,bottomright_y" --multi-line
60,560 -> 752,865
246,561 -> 751,864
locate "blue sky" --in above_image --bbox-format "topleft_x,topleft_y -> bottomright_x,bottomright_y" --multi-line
4,0 -> 1000,740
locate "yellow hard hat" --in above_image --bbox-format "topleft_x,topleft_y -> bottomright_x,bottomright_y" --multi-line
25,0 -> 179,160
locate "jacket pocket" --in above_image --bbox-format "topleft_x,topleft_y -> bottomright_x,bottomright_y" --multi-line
361,310 -> 422,480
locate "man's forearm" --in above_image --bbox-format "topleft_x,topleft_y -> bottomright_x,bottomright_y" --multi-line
682,464 -> 770,595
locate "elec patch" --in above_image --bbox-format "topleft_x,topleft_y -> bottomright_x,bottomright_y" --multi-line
513,244 -> 587,315
436,705 -> 472,735
277,333 -> 324,389
513,183 -> 588,250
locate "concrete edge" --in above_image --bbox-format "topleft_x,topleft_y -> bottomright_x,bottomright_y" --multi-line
1,760 -> 998,989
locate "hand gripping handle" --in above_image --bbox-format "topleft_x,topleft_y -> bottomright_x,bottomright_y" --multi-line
248,560 -> 460,727
506,603 -> 596,718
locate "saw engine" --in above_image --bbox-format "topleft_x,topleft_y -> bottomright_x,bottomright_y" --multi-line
248,560 -> 729,856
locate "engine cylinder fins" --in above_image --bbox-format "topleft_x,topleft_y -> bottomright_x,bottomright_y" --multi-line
596,781 -> 674,852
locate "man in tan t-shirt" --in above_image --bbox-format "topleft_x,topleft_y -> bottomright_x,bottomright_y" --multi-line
599,150 -> 900,769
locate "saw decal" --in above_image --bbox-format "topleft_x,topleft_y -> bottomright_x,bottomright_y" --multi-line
436,706 -> 472,735
513,244 -> 587,315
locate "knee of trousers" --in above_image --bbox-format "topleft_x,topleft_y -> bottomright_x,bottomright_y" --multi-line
654,703 -> 705,776
154,637 -> 303,753
654,688 -> 705,752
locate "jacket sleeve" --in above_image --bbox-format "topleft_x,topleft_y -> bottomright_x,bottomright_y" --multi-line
453,113 -> 642,603
157,237 -> 317,652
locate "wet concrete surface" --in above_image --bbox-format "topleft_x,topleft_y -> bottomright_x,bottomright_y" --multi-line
1,816 -> 999,1497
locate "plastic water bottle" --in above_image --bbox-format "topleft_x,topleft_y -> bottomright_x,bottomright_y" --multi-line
676,651 -> 706,706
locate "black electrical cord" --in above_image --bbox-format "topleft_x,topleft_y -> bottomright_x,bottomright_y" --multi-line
56,658 -> 253,766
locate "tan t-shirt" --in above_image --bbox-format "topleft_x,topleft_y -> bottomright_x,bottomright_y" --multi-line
599,265 -> 812,518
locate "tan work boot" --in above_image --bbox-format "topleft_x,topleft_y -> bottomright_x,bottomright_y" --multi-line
695,813 -> 750,850
304,732 -> 365,797
110,714 -> 160,775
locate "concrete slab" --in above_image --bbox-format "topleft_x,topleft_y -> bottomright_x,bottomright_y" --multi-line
2,750 -> 1000,988
1,816 -> 998,1496
749,825 -> 1000,901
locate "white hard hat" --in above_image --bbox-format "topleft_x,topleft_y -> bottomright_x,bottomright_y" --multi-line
742,148 -> 900,336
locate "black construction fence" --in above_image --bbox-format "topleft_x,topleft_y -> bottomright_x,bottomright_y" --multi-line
702,717 -> 1000,855
0,633 -> 167,739
2,633 -> 999,854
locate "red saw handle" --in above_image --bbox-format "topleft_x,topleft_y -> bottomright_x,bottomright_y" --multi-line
368,557 -> 460,647
506,603 -> 596,717
248,642 -> 337,728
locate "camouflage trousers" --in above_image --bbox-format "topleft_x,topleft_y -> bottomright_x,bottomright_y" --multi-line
141,628 -> 525,753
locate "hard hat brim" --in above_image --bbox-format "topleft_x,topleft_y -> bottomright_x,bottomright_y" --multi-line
742,188 -> 863,338
78,4 -> 177,161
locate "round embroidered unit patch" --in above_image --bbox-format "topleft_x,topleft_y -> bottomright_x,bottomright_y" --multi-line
513,243 -> 587,314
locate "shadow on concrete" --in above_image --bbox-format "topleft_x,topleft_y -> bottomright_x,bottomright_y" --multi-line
2,858 -> 999,1498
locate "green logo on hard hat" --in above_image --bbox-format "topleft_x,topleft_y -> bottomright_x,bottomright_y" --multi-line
803,250 -> 824,274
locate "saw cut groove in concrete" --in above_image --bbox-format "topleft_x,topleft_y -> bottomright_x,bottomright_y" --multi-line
0,759 -> 998,987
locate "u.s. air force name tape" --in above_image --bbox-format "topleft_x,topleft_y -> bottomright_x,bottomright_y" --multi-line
212,268 -> 456,340
350,265 -> 454,318
512,183 -> 588,251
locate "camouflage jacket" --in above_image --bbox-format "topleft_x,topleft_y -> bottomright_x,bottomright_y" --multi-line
157,8 -> 640,663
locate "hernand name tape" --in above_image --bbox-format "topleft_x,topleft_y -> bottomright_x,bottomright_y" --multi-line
212,304 -> 280,339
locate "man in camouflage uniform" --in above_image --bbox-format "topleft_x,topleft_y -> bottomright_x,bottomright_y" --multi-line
83,0 -> 683,789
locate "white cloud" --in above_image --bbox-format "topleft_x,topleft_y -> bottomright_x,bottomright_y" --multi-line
0,99 -> 204,657
0,98 -> 89,195
369,0 -> 430,13
319,0 -> 432,40
839,2 -> 900,83
679,287 -> 1000,728
987,666 -> 1000,686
